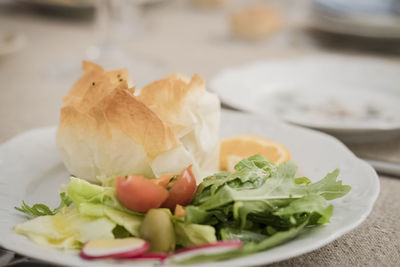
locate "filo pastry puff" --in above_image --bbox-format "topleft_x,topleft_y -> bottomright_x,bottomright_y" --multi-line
56,62 -> 220,183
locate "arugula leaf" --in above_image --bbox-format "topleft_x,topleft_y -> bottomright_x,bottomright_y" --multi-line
184,205 -> 232,226
220,228 -> 267,243
194,160 -> 350,216
307,169 -> 351,200
196,160 -> 303,211
173,221 -> 308,265
273,194 -> 333,225
181,155 -> 351,263
193,155 -> 276,205
15,192 -> 72,217
185,206 -> 214,224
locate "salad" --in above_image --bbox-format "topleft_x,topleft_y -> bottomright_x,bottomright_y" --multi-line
14,155 -> 351,264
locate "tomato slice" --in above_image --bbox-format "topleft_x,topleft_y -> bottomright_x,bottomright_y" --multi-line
116,175 -> 169,213
161,166 -> 197,210
152,174 -> 174,188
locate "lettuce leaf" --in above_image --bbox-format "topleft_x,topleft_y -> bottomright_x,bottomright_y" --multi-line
78,203 -> 142,236
66,177 -> 144,237
67,177 -> 142,216
174,221 -> 217,247
96,175 -> 117,187
15,176 -> 144,248
14,207 -> 115,249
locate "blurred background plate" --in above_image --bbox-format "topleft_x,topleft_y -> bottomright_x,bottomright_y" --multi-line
16,0 -> 95,17
310,0 -> 400,38
210,54 -> 400,144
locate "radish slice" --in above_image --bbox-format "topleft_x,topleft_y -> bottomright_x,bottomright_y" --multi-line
172,241 -> 242,262
131,253 -> 169,261
81,238 -> 150,260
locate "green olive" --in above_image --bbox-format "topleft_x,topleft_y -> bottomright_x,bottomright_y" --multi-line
139,208 -> 176,253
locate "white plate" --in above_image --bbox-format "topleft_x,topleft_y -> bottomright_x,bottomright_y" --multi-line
310,0 -> 400,39
210,55 -> 400,144
16,0 -> 95,16
0,110 -> 379,267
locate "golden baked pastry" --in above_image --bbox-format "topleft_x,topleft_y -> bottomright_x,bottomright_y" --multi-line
56,62 -> 220,183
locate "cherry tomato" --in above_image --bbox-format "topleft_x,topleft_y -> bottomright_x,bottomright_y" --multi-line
116,175 -> 169,213
152,174 -> 174,188
161,166 -> 197,210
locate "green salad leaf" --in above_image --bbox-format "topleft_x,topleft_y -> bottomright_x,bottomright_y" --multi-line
173,221 -> 307,264
178,155 -> 351,264
220,228 -> 267,243
306,169 -> 350,200
14,207 -> 116,249
67,177 -> 144,236
174,221 -> 217,248
78,203 -> 142,236
112,225 -> 132,238
188,157 -> 350,226
194,155 -> 276,205
273,194 -> 333,225
15,177 -> 144,244
15,192 -> 72,217
67,177 -> 142,216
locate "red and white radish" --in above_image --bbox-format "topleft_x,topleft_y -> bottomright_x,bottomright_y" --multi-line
130,253 -> 169,261
80,238 -> 149,260
171,241 -> 243,262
